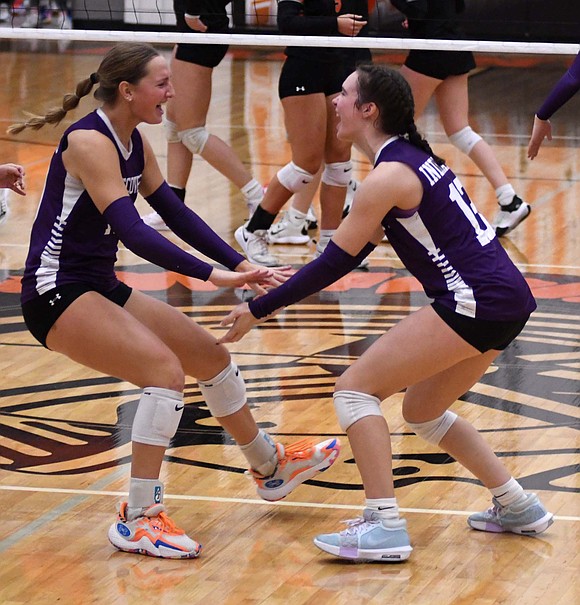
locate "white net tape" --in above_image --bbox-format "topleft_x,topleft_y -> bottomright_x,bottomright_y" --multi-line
0,28 -> 577,55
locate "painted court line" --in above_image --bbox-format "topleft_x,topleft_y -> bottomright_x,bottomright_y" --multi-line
1,484 -> 577,522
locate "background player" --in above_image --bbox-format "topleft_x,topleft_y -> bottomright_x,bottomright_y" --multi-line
392,0 -> 531,237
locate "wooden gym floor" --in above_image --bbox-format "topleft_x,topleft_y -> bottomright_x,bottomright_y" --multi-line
0,40 -> 578,605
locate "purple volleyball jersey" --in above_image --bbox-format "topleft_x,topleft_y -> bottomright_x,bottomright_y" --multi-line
378,137 -> 536,320
21,109 -> 144,304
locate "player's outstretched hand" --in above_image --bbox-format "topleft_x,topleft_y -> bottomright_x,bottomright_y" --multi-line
218,302 -> 269,343
0,163 -> 25,195
237,261 -> 293,296
209,267 -> 274,289
527,116 -> 552,160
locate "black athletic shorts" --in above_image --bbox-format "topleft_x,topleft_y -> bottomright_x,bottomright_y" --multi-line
432,301 -> 529,353
174,13 -> 229,68
22,282 -> 132,349
279,55 -> 354,99
405,49 -> 476,80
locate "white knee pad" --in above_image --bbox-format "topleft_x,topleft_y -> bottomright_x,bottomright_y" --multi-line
406,410 -> 458,446
448,126 -> 482,155
198,362 -> 246,418
131,387 -> 184,448
276,161 -> 315,193
321,161 -> 352,187
163,117 -> 180,144
179,126 -> 210,154
333,390 -> 383,432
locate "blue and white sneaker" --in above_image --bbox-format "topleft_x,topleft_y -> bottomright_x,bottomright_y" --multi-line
314,508 -> 413,562
468,493 -> 553,535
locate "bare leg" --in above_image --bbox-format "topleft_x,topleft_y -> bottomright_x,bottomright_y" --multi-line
319,94 -> 351,231
290,167 -> 322,214
166,140 -> 193,190
403,351 -> 510,488
260,93 -> 327,217
435,74 -> 509,189
123,290 -> 261,447
334,306 -> 496,500
168,56 -> 255,189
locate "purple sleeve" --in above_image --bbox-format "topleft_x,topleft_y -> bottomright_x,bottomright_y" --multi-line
536,53 -> 580,120
248,240 -> 375,318
103,196 -> 213,281
146,182 -> 245,271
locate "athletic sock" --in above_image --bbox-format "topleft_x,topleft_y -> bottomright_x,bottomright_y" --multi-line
490,477 -> 526,507
168,184 -> 186,202
240,429 -> 278,476
495,184 -> 516,207
127,478 -> 164,520
241,178 -> 264,203
246,204 -> 277,232
365,497 -> 400,521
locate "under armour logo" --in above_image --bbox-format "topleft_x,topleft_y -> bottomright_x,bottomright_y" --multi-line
49,293 -> 61,306
295,86 -> 305,92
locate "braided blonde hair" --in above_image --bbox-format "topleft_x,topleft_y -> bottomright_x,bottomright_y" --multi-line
8,43 -> 160,135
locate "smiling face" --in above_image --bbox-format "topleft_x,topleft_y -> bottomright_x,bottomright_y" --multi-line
333,71 -> 363,142
124,55 -> 174,124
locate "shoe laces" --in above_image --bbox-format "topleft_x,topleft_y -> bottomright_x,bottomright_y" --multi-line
281,438 -> 316,460
250,231 -> 270,254
486,498 -> 504,517
339,516 -> 378,536
143,509 -> 185,536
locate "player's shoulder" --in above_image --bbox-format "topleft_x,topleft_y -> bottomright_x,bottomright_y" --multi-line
66,127 -> 115,155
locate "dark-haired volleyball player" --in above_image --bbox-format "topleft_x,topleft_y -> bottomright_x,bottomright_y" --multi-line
219,64 -> 553,562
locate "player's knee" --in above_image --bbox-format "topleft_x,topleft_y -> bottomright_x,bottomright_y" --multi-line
321,161 -> 352,187
163,117 -> 180,144
276,161 -> 315,193
131,387 -> 185,447
333,390 -> 383,432
198,362 -> 247,418
179,126 -> 210,154
448,126 -> 482,155
153,352 -> 185,393
405,410 -> 458,445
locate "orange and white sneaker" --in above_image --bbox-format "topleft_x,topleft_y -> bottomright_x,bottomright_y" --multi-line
108,502 -> 201,559
249,438 -> 340,502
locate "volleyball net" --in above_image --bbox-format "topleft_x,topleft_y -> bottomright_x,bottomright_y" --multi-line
0,1 -> 577,56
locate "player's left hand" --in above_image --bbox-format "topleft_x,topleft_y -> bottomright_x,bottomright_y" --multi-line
237,261 -> 293,296
218,302 -> 271,343
208,267 -> 274,289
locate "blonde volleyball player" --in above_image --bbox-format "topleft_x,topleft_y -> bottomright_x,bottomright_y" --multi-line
11,43 -> 340,559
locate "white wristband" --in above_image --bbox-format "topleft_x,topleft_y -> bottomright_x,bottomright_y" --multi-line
185,13 -> 201,19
